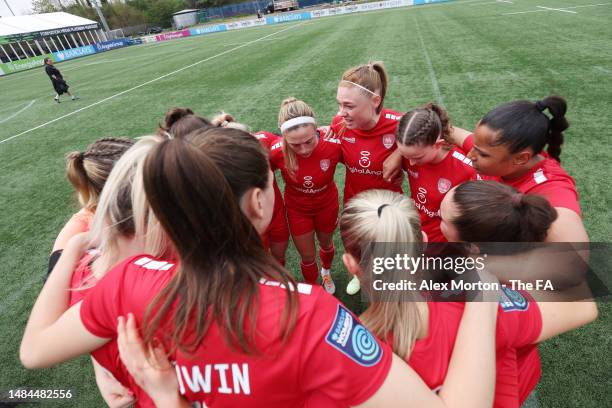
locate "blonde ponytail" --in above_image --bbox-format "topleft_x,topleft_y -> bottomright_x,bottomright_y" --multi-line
340,189 -> 423,359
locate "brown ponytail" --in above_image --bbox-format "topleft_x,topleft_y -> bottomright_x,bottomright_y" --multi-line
65,137 -> 134,211
142,127 -> 298,355
340,61 -> 388,114
451,181 -> 558,242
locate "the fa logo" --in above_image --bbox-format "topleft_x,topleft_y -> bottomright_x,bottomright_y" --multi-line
320,159 -> 330,172
437,178 -> 452,194
417,187 -> 427,204
382,134 -> 395,149
303,176 -> 314,189
359,151 -> 371,168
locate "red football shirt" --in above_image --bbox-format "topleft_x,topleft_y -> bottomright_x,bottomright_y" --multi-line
81,255 -> 393,407
463,135 -> 581,215
404,290 -> 542,408
70,252 -> 155,408
269,132 -> 342,214
330,109 -> 403,203
403,147 -> 476,242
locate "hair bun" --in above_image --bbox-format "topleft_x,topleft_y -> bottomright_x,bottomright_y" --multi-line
281,97 -> 298,106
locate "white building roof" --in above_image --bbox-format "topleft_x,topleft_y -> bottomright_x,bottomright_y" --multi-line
0,12 -> 98,37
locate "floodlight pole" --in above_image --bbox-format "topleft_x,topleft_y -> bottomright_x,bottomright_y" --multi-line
3,0 -> 15,16
92,0 -> 111,34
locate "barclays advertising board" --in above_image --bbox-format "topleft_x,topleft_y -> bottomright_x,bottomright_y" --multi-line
52,45 -> 96,62
265,12 -> 311,25
190,25 -> 228,36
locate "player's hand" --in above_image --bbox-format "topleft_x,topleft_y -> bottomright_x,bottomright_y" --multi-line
383,150 -> 403,183
117,313 -> 181,406
93,358 -> 135,408
322,126 -> 337,140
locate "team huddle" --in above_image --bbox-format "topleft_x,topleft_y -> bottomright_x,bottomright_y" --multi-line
20,61 -> 597,408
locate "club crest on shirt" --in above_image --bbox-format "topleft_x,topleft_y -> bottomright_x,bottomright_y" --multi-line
303,176 -> 314,189
382,134 -> 395,149
359,151 -> 371,168
320,159 -> 330,172
326,304 -> 383,367
437,178 -> 452,194
500,287 -> 529,312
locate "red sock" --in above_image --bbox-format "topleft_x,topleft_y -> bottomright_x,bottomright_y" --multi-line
319,244 -> 335,270
300,260 -> 319,285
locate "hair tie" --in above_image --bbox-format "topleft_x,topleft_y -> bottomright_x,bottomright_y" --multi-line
377,204 -> 389,217
511,193 -> 523,207
535,101 -> 546,113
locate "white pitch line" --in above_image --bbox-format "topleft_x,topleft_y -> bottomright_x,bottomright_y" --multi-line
564,3 -> 611,9
0,22 -> 306,146
467,72 -> 476,80
504,2 -> 610,14
594,66 -> 611,74
536,5 -> 577,13
503,9 -> 548,14
414,16 -> 445,107
0,100 -> 36,124
547,68 -> 560,75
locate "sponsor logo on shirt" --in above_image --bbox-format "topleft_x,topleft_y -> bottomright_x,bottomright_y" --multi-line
271,141 -> 282,150
407,168 -> 419,178
303,176 -> 314,189
412,188 -> 439,218
416,187 -> 427,204
343,137 -> 356,144
499,287 -> 529,312
346,167 -> 383,176
326,304 -> 383,367
320,159 -> 330,172
437,178 -> 452,194
382,134 -> 395,149
291,184 -> 329,194
359,151 -> 371,168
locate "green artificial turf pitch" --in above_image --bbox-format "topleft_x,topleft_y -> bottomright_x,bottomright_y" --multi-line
1,0 -> 611,406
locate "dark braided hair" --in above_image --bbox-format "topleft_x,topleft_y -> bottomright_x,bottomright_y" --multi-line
480,95 -> 569,163
65,137 -> 134,211
397,103 -> 452,147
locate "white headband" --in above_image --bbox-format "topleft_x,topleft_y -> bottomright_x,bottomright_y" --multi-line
341,80 -> 380,97
280,116 -> 316,133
